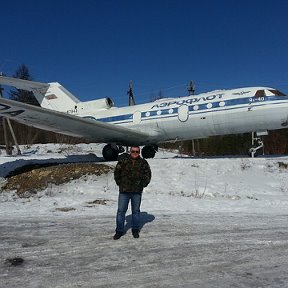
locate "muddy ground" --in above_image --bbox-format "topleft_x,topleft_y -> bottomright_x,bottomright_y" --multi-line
2,163 -> 113,196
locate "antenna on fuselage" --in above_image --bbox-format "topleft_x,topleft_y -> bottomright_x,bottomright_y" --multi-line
187,80 -> 196,95
127,80 -> 136,106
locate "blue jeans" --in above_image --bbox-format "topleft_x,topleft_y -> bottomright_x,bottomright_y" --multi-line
116,192 -> 142,233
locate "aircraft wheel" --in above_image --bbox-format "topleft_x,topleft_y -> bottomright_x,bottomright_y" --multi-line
142,145 -> 157,159
248,147 -> 259,157
102,144 -> 119,161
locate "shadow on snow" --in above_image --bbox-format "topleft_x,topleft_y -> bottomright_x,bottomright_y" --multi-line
124,211 -> 155,233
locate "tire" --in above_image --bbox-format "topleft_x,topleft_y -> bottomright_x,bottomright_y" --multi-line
102,145 -> 118,161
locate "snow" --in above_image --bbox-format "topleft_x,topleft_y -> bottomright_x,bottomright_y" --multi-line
1,144 -> 288,287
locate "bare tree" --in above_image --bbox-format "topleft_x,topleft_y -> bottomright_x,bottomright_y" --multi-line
9,64 -> 40,106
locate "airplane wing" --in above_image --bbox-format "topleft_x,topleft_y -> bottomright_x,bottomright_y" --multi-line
0,97 -> 150,146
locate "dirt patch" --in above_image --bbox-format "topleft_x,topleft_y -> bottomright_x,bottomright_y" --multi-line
2,163 -> 113,196
55,207 -> 77,212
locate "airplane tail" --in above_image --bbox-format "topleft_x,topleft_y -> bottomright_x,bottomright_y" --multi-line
0,76 -> 80,112
34,82 -> 80,112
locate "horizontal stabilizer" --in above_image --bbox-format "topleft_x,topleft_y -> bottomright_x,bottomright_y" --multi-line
0,75 -> 80,112
0,75 -> 49,92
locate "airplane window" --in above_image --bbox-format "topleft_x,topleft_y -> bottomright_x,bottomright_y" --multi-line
254,90 -> 266,97
219,101 -> 225,107
268,89 -> 286,96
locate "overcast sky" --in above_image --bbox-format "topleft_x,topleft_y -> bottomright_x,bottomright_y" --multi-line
1,0 -> 288,105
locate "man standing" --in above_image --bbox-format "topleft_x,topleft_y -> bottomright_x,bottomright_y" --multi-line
113,146 -> 151,240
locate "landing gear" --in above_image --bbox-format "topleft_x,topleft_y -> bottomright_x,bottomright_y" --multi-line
248,131 -> 267,157
102,144 -> 124,161
248,142 -> 263,158
142,145 -> 158,159
102,144 -> 158,160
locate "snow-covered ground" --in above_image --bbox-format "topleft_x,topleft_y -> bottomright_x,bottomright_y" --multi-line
1,144 -> 288,287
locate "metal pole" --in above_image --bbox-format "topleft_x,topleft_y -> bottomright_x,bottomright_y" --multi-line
192,139 -> 195,156
188,81 -> 195,96
6,119 -> 21,155
0,85 -> 10,155
2,118 -> 10,155
0,84 -> 21,155
128,80 -> 136,106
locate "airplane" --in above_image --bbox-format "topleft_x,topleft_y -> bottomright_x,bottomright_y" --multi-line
0,75 -> 288,160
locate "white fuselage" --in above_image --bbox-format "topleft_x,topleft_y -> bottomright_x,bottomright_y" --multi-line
72,87 -> 288,145
2,74 -> 287,148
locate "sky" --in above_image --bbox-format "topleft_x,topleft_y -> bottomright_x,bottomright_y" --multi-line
1,0 -> 288,106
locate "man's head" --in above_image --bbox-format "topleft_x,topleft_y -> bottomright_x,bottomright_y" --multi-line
130,146 -> 141,159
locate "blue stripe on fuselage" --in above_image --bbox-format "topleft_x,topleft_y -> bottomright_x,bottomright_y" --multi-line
82,96 -> 288,124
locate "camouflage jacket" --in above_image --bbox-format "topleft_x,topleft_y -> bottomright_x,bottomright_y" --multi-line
114,156 -> 151,193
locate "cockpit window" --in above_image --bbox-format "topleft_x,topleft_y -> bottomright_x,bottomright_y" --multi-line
254,90 -> 265,97
254,89 -> 287,97
268,89 -> 286,96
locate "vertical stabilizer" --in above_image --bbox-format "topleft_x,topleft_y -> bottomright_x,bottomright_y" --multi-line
33,82 -> 80,112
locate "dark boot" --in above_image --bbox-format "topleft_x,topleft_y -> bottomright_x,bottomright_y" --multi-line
113,232 -> 123,240
132,229 -> 140,238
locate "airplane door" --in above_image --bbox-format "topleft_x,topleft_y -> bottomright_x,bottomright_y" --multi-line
133,111 -> 142,124
178,105 -> 189,122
